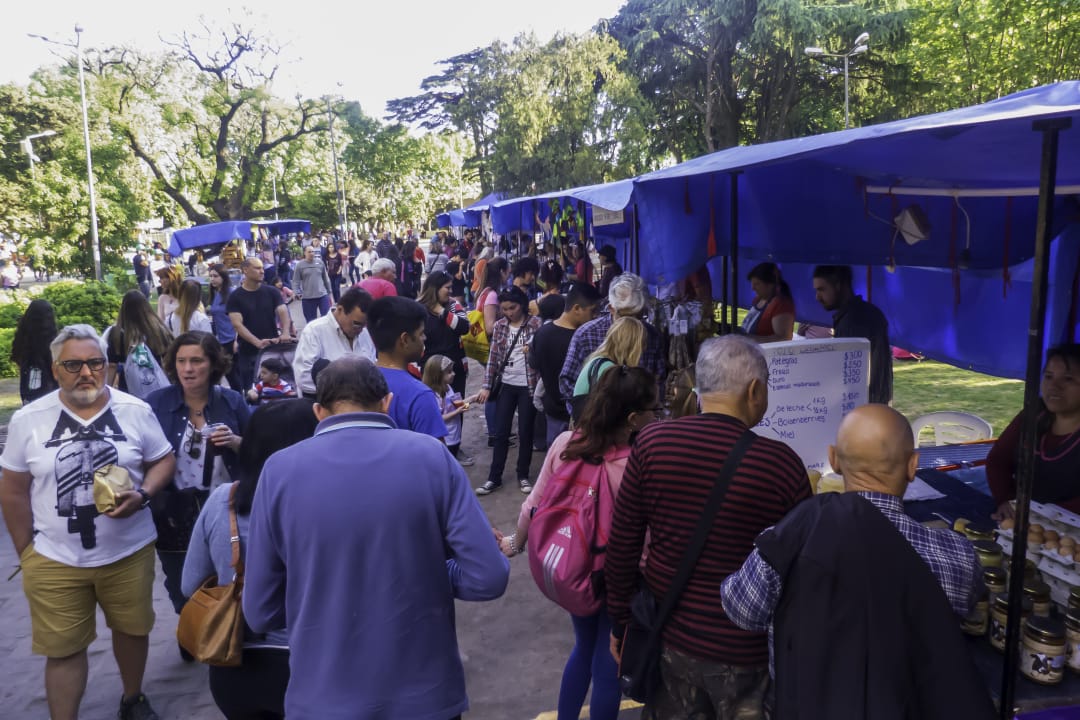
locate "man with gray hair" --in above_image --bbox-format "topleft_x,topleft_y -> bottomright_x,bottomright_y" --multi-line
358,257 -> 399,300
0,324 -> 176,720
243,356 -> 509,718
558,272 -> 665,403
604,335 -> 811,719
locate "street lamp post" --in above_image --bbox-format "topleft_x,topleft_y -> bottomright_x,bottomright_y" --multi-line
805,31 -> 870,129
325,97 -> 347,241
20,130 -> 57,177
29,25 -> 102,280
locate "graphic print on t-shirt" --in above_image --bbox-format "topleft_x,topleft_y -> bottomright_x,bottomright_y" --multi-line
45,410 -> 127,550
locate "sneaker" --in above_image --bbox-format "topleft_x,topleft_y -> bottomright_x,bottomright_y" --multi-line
475,480 -> 502,496
519,477 -> 533,494
458,453 -> 476,467
118,693 -> 159,720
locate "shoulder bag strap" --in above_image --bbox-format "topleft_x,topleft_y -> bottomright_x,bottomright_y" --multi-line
227,483 -> 244,586
639,429 -> 757,653
495,323 -> 528,377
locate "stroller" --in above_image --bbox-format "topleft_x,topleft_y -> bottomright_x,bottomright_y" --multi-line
248,340 -> 299,404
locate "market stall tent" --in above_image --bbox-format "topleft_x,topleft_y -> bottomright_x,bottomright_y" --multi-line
167,221 -> 252,257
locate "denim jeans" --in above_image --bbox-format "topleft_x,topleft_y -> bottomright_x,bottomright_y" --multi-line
546,414 -> 570,447
487,383 -> 535,484
301,294 -> 331,322
558,610 -> 621,720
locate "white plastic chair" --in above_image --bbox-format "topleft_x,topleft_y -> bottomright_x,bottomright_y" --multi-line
910,411 -> 993,447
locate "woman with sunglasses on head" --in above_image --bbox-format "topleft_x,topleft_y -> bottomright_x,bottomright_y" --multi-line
145,332 -> 250,639
500,366 -> 662,720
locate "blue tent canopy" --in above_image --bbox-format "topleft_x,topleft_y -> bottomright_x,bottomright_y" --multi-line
253,218 -> 311,235
628,81 -> 1080,379
168,221 -> 251,257
441,191 -> 507,228
490,179 -> 635,236
633,82 -> 1080,284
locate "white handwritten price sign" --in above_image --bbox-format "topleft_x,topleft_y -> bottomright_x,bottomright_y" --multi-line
753,338 -> 871,472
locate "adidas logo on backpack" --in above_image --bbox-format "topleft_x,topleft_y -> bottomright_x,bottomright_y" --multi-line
527,445 -> 630,617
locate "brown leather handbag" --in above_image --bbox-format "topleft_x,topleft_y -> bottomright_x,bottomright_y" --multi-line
176,484 -> 244,666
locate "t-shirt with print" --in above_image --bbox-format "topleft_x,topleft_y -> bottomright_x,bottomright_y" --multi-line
500,322 -> 529,387
226,284 -> 284,355
379,367 -> 449,440
441,390 -> 464,446
0,389 -> 173,568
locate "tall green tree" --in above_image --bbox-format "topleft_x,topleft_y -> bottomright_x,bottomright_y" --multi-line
605,0 -> 914,158
92,18 -> 328,224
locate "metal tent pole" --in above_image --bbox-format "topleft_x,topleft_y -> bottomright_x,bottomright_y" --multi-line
999,116 -> 1072,720
729,172 -> 741,330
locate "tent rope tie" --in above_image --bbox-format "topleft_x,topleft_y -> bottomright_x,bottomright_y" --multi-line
888,193 -> 898,270
706,178 -> 717,258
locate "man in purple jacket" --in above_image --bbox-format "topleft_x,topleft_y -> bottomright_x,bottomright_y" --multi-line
243,356 -> 509,719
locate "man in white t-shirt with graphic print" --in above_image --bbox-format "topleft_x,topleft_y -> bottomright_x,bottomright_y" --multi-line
0,324 -> 176,720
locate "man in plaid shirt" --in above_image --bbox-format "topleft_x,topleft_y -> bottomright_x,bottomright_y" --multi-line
721,404 -> 980,676
558,272 -> 665,404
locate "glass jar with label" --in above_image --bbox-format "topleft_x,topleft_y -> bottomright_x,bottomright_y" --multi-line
1064,608 -> 1080,675
973,541 -> 1004,568
990,595 -> 1011,652
1024,580 -> 1053,618
1021,616 -> 1066,685
984,567 -> 1007,598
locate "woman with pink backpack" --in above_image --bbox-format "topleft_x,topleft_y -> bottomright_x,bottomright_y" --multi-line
499,366 -> 662,720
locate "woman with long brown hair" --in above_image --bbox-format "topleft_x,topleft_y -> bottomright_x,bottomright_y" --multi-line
500,366 -> 661,720
164,279 -> 212,335
105,290 -> 174,397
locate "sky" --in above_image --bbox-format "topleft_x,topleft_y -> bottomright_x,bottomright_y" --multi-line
1,0 -> 627,119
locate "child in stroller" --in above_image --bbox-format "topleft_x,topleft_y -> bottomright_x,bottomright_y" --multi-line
247,348 -> 297,404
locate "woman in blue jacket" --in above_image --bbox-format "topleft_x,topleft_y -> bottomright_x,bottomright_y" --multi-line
145,331 -> 250,627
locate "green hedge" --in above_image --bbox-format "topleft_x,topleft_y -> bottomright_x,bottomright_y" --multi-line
0,281 -> 122,380
0,328 -> 15,379
40,281 -> 122,332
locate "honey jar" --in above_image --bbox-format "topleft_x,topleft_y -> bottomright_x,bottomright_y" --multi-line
1064,608 -> 1080,675
984,567 -> 1007,598
973,541 -> 1004,568
962,591 -> 989,637
964,522 -> 997,543
1024,580 -> 1053,618
1021,617 -> 1066,685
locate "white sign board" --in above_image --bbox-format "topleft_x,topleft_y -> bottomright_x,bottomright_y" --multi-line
592,208 -> 624,226
753,338 -> 871,472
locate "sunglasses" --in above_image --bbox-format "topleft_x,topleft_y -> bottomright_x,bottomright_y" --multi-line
57,358 -> 106,374
183,429 -> 203,459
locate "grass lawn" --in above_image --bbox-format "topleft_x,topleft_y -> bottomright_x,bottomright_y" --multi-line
0,378 -> 18,427
892,358 -> 1023,438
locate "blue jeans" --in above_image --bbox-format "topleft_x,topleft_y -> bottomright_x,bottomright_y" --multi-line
546,414 -> 569,447
487,384 -> 535,484
157,549 -> 187,614
301,294 -> 331,322
558,610 -> 621,720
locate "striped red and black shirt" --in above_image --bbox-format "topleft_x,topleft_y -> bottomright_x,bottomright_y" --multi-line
605,413 -> 811,667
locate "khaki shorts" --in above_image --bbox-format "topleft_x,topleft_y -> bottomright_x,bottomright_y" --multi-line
21,542 -> 156,658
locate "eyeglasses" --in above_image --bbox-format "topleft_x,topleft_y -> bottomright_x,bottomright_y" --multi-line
183,429 -> 203,459
57,358 -> 106,374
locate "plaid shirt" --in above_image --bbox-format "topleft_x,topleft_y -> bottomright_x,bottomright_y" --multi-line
557,314 -> 666,401
721,491 -> 979,673
484,315 -> 542,394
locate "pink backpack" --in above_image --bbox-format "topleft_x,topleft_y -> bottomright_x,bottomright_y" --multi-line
527,445 -> 631,616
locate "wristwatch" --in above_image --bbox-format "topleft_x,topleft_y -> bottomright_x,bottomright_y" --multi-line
137,488 -> 152,509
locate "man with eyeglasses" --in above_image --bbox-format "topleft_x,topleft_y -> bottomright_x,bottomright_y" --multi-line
0,324 -> 176,720
292,287 -> 376,398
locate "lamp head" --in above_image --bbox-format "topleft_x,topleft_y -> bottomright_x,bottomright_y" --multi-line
851,44 -> 869,56
854,32 -> 870,46
805,46 -> 825,57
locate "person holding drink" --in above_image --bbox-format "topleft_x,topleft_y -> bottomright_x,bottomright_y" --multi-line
145,332 -> 250,631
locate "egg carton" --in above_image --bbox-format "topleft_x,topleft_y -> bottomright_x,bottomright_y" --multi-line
998,535 -> 1078,610
1030,501 -> 1080,536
